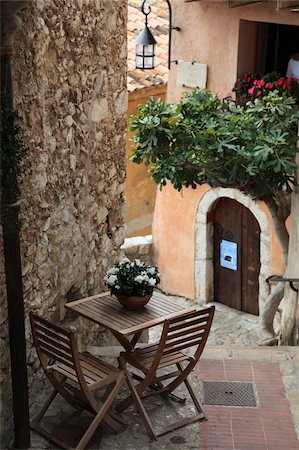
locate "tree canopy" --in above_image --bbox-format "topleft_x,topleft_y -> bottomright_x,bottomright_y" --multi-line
130,90 -> 299,200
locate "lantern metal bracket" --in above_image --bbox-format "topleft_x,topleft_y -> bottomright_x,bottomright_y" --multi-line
139,0 -> 181,70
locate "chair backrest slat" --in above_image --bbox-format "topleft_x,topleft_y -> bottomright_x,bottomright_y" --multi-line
36,330 -> 72,352
165,328 -> 205,350
30,313 -> 76,372
168,308 -> 210,325
168,314 -> 210,333
160,306 -> 214,360
163,337 -> 204,355
35,322 -> 70,345
166,322 -> 207,343
38,340 -> 74,368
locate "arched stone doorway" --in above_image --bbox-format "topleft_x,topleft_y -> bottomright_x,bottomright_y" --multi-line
194,188 -> 270,315
213,197 -> 260,315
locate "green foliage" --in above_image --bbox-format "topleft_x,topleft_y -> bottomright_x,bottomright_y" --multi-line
0,97 -> 28,204
130,90 -> 299,198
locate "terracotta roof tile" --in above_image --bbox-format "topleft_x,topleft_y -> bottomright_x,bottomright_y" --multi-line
128,1 -> 168,91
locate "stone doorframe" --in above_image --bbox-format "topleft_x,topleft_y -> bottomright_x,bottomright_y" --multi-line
194,187 -> 271,314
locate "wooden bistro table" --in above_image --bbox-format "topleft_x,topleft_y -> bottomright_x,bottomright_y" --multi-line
65,291 -> 196,352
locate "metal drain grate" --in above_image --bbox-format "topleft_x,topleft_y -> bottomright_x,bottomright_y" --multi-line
202,381 -> 257,407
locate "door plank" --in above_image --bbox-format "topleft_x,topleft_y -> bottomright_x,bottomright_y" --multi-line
241,206 -> 260,315
213,198 -> 242,310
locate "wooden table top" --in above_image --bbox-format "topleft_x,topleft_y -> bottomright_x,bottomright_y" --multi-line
65,291 -> 196,336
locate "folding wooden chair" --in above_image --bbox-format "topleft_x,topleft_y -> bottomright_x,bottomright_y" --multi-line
116,306 -> 215,440
30,312 -> 126,449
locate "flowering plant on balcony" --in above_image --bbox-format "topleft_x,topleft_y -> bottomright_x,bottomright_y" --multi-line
233,71 -> 299,103
104,258 -> 160,297
232,72 -> 259,97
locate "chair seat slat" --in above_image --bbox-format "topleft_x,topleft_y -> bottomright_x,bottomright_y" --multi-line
49,362 -> 95,385
79,360 -> 112,381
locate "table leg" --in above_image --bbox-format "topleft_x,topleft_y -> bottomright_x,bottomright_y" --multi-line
110,330 -> 143,352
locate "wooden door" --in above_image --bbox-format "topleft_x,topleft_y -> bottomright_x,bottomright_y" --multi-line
213,198 -> 260,315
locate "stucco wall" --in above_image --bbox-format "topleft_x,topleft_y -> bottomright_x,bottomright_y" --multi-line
153,184 -> 287,301
0,1 -> 127,446
167,0 -> 299,103
126,85 -> 166,237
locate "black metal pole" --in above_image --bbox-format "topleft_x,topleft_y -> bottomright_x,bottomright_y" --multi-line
1,53 -> 31,449
165,1 -> 180,69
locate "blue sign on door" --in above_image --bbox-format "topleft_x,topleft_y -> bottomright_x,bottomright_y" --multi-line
220,240 -> 237,271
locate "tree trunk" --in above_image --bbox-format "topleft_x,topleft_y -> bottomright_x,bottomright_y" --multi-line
259,283 -> 284,345
280,153 -> 299,345
258,195 -> 289,345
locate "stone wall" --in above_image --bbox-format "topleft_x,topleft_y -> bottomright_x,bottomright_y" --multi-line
122,235 -> 153,266
0,0 -> 127,446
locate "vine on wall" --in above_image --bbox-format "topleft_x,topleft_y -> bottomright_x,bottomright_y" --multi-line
0,97 -> 28,224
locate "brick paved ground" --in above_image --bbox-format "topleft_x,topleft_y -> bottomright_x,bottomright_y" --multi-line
198,359 -> 299,450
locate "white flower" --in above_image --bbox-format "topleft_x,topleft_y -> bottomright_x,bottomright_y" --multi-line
107,275 -> 118,285
147,267 -> 156,275
134,275 -> 145,283
135,259 -> 142,266
148,278 -> 156,286
107,267 -> 119,275
119,257 -> 130,265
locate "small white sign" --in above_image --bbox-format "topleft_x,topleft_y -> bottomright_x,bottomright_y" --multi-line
177,61 -> 207,89
220,240 -> 238,271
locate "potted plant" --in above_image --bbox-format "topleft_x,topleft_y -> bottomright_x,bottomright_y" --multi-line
104,258 -> 160,310
233,71 -> 299,104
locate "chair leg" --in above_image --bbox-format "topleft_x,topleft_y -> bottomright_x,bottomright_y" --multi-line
177,362 -> 207,419
115,370 -> 150,413
118,355 -> 157,440
75,373 -> 126,450
31,387 -> 58,425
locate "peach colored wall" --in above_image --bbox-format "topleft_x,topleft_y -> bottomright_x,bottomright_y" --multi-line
126,85 -> 166,237
153,183 -> 210,298
167,1 -> 299,103
153,1 -> 297,299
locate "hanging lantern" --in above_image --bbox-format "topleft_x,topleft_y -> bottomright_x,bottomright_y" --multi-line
135,1 -> 157,69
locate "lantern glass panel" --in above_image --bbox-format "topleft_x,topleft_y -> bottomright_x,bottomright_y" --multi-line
144,56 -> 154,69
136,55 -> 144,68
144,44 -> 154,56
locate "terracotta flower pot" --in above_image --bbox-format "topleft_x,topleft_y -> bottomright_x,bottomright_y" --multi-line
115,293 -> 152,311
